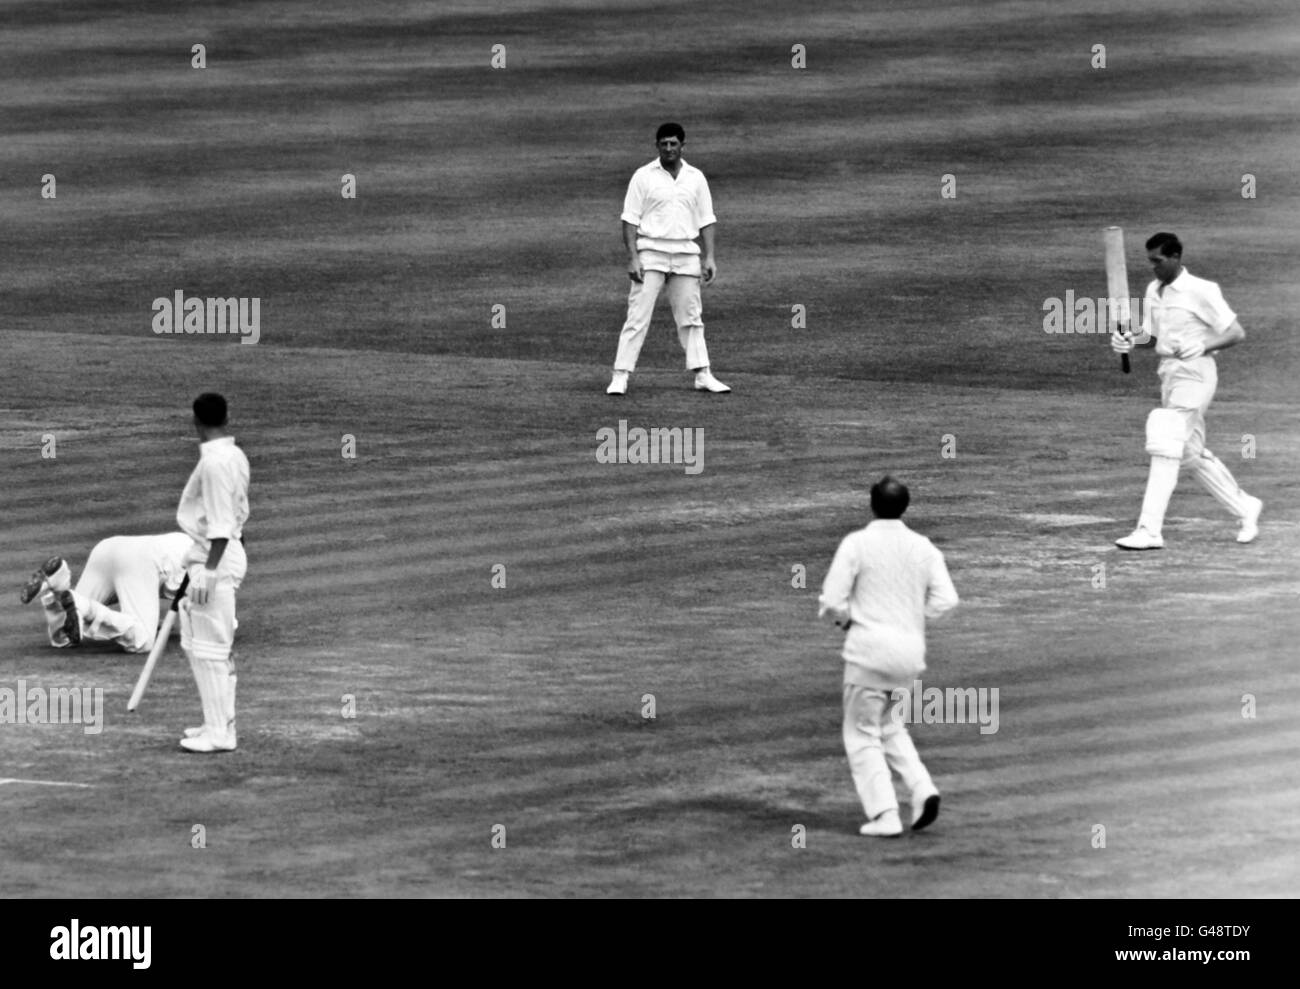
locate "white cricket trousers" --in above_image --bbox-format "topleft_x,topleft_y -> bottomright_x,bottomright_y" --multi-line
613,251 -> 710,372
842,678 -> 935,821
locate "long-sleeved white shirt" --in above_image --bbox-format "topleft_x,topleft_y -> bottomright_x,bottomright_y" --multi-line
818,518 -> 958,688
177,436 -> 249,555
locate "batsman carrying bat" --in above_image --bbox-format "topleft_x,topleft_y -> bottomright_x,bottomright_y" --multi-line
1108,231 -> 1262,550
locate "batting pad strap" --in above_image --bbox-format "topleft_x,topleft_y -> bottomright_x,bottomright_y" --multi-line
188,639 -> 233,663
1145,408 -> 1187,460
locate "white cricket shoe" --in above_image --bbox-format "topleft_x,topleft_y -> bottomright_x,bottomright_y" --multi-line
859,809 -> 903,837
1237,496 -> 1262,544
911,787 -> 941,831
180,729 -> 236,753
694,369 -> 731,393
1116,527 -> 1164,550
606,371 -> 628,395
183,727 -> 206,738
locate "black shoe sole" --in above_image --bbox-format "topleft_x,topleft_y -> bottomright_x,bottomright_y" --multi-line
20,557 -> 64,604
19,575 -> 46,605
912,794 -> 940,831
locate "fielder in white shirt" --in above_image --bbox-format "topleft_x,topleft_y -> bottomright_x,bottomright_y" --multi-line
19,533 -> 193,652
819,477 -> 959,837
175,392 -> 250,753
1111,232 -> 1262,549
606,122 -> 730,396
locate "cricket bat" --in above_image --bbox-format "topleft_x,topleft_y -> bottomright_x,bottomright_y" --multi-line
126,573 -> 189,712
1104,226 -> 1131,374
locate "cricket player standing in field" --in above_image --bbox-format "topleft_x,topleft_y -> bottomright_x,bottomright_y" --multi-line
176,393 -> 249,753
819,477 -> 959,837
1111,233 -> 1262,549
606,122 -> 730,396
19,533 -> 192,651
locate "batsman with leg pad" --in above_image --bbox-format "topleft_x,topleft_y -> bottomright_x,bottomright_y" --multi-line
1117,360 -> 1261,549
175,392 -> 250,754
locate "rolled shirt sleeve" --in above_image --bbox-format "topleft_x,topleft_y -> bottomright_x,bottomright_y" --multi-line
694,176 -> 716,229
1199,281 -> 1237,333
621,171 -> 646,227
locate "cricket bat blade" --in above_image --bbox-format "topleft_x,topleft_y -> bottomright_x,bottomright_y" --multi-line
1104,226 -> 1132,374
126,573 -> 188,711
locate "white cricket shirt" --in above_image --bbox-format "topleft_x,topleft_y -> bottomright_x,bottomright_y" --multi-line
621,157 -> 716,254
177,436 -> 250,550
1141,268 -> 1237,359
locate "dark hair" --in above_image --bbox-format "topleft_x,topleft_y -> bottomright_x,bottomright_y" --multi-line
1145,232 -> 1182,257
870,476 -> 910,519
656,122 -> 685,144
193,392 -> 228,428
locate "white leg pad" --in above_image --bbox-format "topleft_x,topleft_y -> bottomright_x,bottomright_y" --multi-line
1145,408 -> 1188,460
1137,455 -> 1181,535
222,660 -> 238,739
187,649 -> 227,733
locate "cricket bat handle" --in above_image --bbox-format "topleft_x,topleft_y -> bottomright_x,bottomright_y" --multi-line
1121,353 -> 1130,374
126,573 -> 189,712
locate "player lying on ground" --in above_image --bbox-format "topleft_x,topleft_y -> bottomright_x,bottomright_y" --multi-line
1110,232 -> 1262,550
19,532 -> 193,652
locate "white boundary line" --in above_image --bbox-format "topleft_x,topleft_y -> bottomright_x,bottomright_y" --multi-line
0,778 -> 93,788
